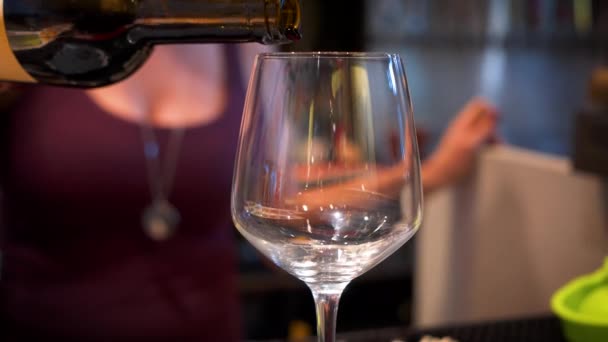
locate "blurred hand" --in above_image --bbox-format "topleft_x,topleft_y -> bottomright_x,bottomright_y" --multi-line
423,98 -> 499,193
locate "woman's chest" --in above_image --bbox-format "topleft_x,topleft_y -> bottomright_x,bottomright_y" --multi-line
3,87 -> 241,208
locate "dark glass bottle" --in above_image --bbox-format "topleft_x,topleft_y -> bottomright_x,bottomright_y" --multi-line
0,0 -> 301,87
573,66 -> 608,176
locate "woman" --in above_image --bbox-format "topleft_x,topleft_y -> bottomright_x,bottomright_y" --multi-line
0,44 -> 259,340
0,44 -> 497,340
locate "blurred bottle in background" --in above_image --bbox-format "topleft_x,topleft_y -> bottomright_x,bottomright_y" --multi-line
573,66 -> 608,176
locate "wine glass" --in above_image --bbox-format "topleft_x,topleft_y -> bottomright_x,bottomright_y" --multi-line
231,52 -> 422,341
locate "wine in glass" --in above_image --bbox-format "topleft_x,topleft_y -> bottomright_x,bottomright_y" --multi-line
231,52 -> 422,341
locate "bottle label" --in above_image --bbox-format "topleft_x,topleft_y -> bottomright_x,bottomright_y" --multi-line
0,0 -> 35,83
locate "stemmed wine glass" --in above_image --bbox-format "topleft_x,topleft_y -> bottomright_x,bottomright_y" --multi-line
231,52 -> 423,342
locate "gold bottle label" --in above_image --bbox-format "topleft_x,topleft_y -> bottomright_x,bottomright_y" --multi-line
0,0 -> 35,83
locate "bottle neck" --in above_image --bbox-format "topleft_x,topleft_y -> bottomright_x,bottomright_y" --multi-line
129,0 -> 301,45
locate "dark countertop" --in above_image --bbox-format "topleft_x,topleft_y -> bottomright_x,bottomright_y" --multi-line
251,314 -> 567,342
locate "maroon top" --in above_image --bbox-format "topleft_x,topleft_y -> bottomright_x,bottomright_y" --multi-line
0,47 -> 244,340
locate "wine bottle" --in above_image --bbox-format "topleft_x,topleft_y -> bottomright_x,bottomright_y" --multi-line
0,0 -> 301,87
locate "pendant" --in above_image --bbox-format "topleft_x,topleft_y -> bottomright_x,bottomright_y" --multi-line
142,199 -> 181,241
140,125 -> 184,241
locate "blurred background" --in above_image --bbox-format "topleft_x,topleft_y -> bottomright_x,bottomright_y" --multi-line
240,0 -> 608,340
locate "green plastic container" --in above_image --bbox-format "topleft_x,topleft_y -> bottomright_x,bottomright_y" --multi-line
551,258 -> 608,342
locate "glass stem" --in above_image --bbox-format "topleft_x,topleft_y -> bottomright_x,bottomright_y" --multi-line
309,283 -> 349,342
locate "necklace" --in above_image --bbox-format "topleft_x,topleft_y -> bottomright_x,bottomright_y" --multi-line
140,121 -> 184,241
